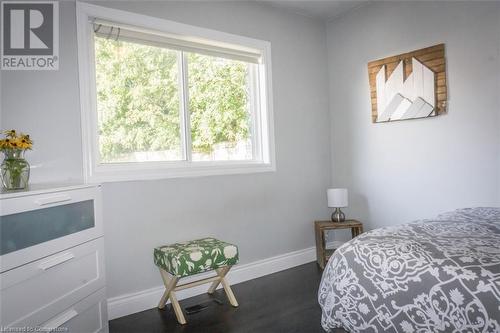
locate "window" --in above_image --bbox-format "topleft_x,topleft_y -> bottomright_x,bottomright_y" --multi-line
76,3 -> 275,182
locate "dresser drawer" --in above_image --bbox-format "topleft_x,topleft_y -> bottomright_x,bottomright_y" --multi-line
1,186 -> 103,273
0,237 -> 105,328
43,288 -> 109,333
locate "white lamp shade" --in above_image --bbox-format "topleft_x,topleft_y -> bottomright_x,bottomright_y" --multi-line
327,188 -> 348,208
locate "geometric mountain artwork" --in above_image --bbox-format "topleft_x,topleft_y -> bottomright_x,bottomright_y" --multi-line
376,58 -> 435,122
368,44 -> 448,123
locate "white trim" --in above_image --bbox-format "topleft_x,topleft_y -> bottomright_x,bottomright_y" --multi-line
0,183 -> 95,200
76,2 -> 276,183
180,53 -> 191,162
88,161 -> 276,183
107,246 -> 316,320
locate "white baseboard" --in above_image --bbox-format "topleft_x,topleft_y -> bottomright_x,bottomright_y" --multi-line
107,246 -> 316,320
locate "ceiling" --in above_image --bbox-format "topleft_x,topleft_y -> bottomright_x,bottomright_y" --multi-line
261,1 -> 370,21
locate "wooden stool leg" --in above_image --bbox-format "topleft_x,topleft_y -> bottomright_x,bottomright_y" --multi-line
207,266 -> 232,294
207,266 -> 239,307
158,269 -> 186,325
221,277 -> 239,307
169,291 -> 186,325
207,267 -> 225,294
158,269 -> 178,309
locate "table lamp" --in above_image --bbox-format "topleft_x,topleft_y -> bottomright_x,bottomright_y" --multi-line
327,188 -> 348,222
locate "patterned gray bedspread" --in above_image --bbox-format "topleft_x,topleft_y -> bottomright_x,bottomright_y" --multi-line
318,208 -> 500,333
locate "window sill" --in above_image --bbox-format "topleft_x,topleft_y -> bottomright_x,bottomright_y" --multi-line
85,161 -> 276,183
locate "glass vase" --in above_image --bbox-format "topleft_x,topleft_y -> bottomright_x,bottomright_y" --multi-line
1,150 -> 30,190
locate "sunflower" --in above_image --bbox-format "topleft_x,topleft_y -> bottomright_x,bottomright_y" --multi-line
15,134 -> 33,149
0,139 -> 9,149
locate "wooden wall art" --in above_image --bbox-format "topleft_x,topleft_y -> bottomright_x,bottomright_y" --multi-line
368,44 -> 447,123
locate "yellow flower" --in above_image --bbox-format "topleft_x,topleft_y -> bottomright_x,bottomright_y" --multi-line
1,138 -> 13,149
16,139 -> 26,149
9,138 -> 20,149
20,140 -> 32,150
4,129 -> 16,138
19,134 -> 33,148
20,134 -> 32,144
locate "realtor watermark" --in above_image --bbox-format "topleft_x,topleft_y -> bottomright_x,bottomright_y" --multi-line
1,1 -> 59,70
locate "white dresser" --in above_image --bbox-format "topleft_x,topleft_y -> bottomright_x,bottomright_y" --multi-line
0,184 -> 108,332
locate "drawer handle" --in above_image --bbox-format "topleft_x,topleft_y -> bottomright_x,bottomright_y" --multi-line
35,195 -> 72,206
39,252 -> 75,270
43,308 -> 78,329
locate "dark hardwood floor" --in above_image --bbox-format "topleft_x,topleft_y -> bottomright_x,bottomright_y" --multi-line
110,262 -> 346,333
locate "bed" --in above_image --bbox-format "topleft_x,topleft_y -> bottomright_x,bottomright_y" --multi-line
318,207 -> 500,333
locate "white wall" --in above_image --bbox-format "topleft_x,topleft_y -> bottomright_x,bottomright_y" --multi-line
326,1 -> 500,230
1,2 -> 83,182
1,1 -> 331,299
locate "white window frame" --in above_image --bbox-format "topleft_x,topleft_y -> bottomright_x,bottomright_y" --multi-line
76,3 -> 275,183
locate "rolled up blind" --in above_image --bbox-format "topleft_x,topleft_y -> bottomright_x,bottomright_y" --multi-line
92,19 -> 262,64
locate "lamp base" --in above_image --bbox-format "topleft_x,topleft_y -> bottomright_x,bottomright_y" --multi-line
331,208 -> 345,222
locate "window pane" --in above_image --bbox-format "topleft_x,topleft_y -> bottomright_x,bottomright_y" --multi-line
94,36 -> 183,163
187,52 -> 254,161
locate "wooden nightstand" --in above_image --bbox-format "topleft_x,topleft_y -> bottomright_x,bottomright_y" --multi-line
314,220 -> 363,269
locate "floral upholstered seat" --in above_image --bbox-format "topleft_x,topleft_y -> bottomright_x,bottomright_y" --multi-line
154,237 -> 239,278
154,237 -> 240,324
